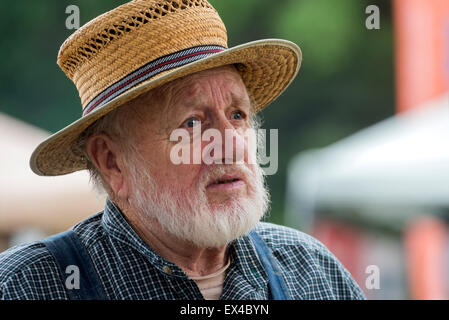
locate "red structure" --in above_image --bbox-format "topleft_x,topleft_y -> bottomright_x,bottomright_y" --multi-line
394,0 -> 449,299
394,0 -> 449,112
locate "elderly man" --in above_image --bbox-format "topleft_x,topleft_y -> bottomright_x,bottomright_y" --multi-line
0,0 -> 365,300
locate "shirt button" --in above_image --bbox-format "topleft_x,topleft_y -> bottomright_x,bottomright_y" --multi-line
163,265 -> 172,275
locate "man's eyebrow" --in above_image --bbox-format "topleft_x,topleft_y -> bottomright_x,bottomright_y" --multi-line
231,94 -> 252,110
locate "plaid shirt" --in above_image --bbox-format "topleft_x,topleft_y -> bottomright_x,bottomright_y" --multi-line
0,198 -> 365,300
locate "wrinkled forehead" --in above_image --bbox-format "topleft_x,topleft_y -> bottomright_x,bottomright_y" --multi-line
168,65 -> 250,106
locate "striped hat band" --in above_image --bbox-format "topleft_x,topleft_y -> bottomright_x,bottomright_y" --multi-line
82,44 -> 226,117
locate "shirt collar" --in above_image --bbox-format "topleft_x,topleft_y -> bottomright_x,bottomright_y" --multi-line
101,197 -> 269,290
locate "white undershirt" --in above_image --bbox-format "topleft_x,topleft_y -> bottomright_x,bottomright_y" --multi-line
189,258 -> 231,300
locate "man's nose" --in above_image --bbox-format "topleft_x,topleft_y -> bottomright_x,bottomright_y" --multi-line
202,117 -> 246,164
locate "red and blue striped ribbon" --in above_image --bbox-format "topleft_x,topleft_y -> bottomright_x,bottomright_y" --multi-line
82,44 -> 226,117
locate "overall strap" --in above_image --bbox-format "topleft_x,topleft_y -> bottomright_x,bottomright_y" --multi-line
248,230 -> 291,300
42,230 -> 108,300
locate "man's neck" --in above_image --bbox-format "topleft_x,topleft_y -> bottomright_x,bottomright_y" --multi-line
118,201 -> 229,278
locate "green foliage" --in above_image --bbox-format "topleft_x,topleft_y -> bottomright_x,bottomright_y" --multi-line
274,0 -> 362,77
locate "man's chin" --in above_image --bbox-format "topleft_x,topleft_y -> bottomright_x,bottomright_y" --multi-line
205,189 -> 252,207
165,201 -> 263,248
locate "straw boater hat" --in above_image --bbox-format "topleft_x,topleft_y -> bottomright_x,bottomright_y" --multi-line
30,0 -> 302,176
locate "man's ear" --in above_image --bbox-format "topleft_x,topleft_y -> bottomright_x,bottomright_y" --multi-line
86,133 -> 129,199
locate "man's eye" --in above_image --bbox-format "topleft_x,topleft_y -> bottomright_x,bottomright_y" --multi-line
183,118 -> 201,128
231,111 -> 245,120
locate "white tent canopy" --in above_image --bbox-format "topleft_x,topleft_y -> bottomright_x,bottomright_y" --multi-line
286,94 -> 449,229
0,113 -> 105,234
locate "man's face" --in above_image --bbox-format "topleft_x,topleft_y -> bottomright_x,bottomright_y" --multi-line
120,65 -> 269,248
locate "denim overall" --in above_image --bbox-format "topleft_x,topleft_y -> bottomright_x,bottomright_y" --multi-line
43,230 -> 291,300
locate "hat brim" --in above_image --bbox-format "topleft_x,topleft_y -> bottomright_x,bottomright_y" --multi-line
30,39 -> 302,176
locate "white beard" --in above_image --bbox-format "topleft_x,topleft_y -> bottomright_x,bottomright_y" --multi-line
127,160 -> 270,248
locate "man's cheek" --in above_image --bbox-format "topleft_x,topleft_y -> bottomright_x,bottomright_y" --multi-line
243,128 -> 258,165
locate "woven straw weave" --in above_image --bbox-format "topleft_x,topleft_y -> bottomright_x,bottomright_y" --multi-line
58,0 -> 225,109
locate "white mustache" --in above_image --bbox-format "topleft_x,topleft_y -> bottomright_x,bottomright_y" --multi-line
198,163 -> 254,190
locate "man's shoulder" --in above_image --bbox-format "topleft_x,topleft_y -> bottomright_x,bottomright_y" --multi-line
253,221 -> 347,268
0,239 -> 70,299
0,241 -> 55,284
253,222 -> 366,299
0,211 -> 105,299
254,221 -> 327,252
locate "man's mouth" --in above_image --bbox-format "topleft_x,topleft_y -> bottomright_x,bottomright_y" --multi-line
206,174 -> 245,190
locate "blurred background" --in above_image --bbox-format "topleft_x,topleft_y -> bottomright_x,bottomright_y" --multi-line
1,0 -> 448,299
